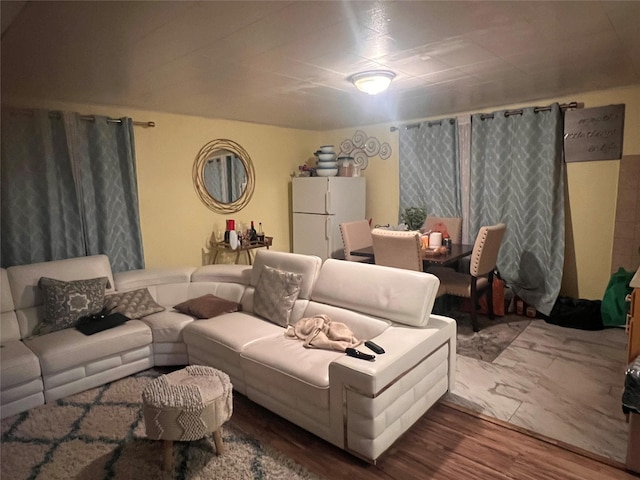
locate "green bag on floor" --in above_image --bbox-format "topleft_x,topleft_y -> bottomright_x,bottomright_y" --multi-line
601,267 -> 634,326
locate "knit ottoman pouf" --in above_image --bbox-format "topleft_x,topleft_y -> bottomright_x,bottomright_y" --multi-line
142,365 -> 233,471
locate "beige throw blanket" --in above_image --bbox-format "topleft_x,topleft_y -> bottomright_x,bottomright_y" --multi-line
285,314 -> 362,351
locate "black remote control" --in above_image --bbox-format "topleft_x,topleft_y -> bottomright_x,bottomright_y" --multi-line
364,340 -> 385,354
345,348 -> 375,361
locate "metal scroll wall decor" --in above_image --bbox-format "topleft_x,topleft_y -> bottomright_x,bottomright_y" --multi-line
338,130 -> 392,170
192,139 -> 256,214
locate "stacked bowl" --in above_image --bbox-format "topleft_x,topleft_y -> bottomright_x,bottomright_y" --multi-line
315,145 -> 338,177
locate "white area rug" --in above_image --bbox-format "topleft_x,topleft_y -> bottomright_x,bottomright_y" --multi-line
1,369 -> 320,480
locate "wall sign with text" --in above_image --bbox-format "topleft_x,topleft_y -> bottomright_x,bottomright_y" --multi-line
564,104 -> 625,162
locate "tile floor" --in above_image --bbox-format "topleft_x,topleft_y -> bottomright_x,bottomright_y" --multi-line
444,319 -> 630,463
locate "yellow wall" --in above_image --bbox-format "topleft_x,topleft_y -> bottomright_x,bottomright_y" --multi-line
323,85 -> 640,300
5,99 -> 320,267
7,84 -> 640,299
316,124 -> 401,230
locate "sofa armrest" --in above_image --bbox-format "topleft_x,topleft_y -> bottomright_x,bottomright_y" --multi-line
328,316 -> 456,461
329,317 -> 456,396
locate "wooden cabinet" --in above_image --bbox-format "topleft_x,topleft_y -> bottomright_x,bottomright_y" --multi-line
627,288 -> 640,473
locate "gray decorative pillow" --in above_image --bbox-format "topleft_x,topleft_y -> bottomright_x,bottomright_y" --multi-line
174,294 -> 240,319
38,276 -> 110,334
104,288 -> 165,319
253,265 -> 302,327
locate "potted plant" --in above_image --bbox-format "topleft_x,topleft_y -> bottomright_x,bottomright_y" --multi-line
400,207 -> 427,231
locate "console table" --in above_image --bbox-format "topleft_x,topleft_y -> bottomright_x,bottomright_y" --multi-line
209,237 -> 272,265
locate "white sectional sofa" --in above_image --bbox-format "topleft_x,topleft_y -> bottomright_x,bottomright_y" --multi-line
0,250 -> 456,462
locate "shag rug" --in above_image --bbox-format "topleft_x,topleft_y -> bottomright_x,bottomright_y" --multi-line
1,369 -> 320,480
453,311 -> 531,362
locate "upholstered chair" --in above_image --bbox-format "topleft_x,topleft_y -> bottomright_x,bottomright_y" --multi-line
371,229 -> 422,271
421,216 -> 463,244
430,223 -> 507,332
340,220 -> 373,262
371,228 -> 445,297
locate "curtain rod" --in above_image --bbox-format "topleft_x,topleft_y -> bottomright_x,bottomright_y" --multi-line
60,113 -> 155,128
389,118 -> 455,132
78,115 -> 155,128
7,108 -> 155,127
479,101 -> 580,120
390,101 -> 581,131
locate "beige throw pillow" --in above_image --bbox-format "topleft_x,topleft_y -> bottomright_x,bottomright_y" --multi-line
253,265 -> 302,327
104,288 -> 165,319
174,294 -> 240,319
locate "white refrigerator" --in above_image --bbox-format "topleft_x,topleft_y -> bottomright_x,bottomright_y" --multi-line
292,177 -> 366,261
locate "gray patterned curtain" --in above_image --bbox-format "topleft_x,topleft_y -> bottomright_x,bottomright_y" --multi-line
470,104 -> 564,315
1,109 -> 145,272
1,110 -> 85,265
399,119 -> 461,218
64,113 -> 144,272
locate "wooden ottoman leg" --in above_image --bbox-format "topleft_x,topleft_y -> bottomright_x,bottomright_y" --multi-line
163,440 -> 173,471
213,430 -> 224,455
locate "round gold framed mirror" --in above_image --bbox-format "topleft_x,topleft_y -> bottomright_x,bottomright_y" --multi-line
192,139 -> 255,214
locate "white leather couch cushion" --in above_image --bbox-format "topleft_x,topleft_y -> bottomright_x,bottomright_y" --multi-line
241,335 -> 344,392
192,264 -> 252,284
183,311 -> 286,395
301,302 -> 389,341
250,250 -> 321,300
7,255 -> 115,312
24,320 -> 152,375
312,259 -> 440,327
183,312 -> 283,352
113,267 -> 195,291
139,310 -> 194,343
1,268 -> 21,342
115,267 -> 246,308
8,255 -> 116,338
329,317 -> 456,395
0,340 -> 41,388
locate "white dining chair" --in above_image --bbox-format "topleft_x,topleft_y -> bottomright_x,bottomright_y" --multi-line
421,216 -> 462,244
340,220 -> 373,262
371,228 -> 445,297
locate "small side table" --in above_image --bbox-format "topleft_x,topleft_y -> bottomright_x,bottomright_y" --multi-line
142,366 -> 233,471
210,236 -> 272,265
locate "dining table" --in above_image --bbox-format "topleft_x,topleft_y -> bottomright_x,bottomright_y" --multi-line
350,243 -> 474,268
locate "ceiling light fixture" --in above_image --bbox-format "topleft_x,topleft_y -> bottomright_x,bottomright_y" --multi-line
350,70 -> 396,95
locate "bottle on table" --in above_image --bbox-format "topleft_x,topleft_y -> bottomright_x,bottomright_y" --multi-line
443,235 -> 452,252
229,230 -> 238,250
249,221 -> 258,243
224,219 -> 235,244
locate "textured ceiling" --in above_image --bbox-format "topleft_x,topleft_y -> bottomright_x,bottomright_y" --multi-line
2,1 -> 639,131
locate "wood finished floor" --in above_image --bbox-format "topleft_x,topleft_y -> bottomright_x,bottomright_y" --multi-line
231,393 -> 639,480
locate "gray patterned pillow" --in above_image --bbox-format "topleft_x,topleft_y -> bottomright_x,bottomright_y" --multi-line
104,288 -> 165,319
37,276 -> 110,334
253,265 -> 302,327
